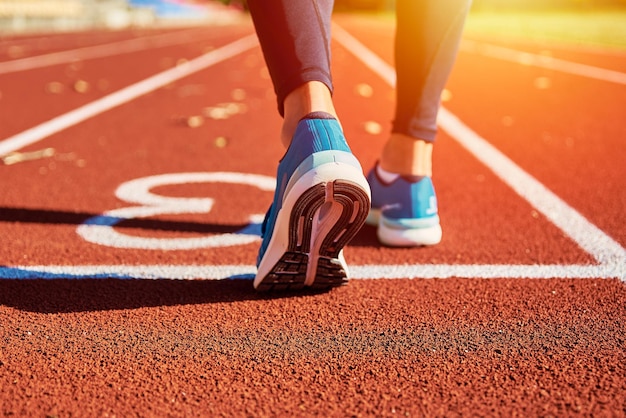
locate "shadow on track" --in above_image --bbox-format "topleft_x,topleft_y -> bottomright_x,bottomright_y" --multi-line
0,206 -> 385,245
0,277 -> 337,313
0,206 -> 255,234
0,206 -> 381,313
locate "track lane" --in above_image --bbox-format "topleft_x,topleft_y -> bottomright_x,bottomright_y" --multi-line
0,26 -> 255,142
1,14 -> 625,417
444,52 -> 626,247
1,17 -> 622,275
0,27 -> 231,76
1,16 -> 623,276
0,28 -> 199,60
0,42 -> 277,266
334,14 -> 626,249
0,32 -> 601,272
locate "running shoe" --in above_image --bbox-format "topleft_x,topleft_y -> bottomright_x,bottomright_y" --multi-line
366,163 -> 442,247
254,115 -> 371,291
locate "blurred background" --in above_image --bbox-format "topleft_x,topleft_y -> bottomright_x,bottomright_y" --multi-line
0,0 -> 242,33
0,0 -> 625,48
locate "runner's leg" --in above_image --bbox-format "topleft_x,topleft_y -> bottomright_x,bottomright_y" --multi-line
381,0 -> 471,176
247,0 -> 337,147
368,0 -> 471,247
247,0 -> 371,290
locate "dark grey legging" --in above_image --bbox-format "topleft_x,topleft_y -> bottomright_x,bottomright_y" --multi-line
247,0 -> 471,142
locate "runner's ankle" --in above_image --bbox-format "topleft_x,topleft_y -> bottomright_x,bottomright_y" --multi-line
281,81 -> 338,148
379,134 -> 433,177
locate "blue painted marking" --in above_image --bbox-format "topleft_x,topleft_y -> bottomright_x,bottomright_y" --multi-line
0,266 -> 134,280
82,215 -> 124,227
236,221 -> 262,237
226,274 -> 255,280
128,0 -> 210,19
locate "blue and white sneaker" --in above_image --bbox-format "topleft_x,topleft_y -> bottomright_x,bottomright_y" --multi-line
254,115 -> 371,291
366,163 -> 442,247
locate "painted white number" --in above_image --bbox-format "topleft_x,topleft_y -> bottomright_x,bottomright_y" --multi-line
76,172 -> 275,250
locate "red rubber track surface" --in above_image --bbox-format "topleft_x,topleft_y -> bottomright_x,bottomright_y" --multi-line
1,13 -> 625,417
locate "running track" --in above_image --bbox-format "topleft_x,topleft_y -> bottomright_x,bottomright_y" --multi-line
0,12 -> 625,416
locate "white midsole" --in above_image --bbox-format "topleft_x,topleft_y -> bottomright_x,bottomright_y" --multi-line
367,208 -> 442,246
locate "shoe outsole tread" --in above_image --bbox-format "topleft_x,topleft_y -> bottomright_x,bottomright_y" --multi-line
255,179 -> 370,292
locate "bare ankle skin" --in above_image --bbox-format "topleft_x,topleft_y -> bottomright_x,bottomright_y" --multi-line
379,133 -> 433,177
281,81 -> 339,148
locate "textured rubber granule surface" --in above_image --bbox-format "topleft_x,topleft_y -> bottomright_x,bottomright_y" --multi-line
1,278 -> 625,416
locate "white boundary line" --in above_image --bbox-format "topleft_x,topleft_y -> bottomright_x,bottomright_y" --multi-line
460,40 -> 626,85
0,28 -> 206,75
331,23 -> 625,280
0,263 -> 620,280
0,34 -> 258,156
437,110 -> 626,269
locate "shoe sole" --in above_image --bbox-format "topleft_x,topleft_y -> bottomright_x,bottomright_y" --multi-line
255,165 -> 370,291
367,210 -> 442,247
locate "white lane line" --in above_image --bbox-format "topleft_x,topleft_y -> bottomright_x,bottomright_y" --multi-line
0,263 -> 622,280
0,34 -> 258,157
438,108 -> 626,270
460,40 -> 626,85
0,28 -> 208,75
332,23 -> 626,280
